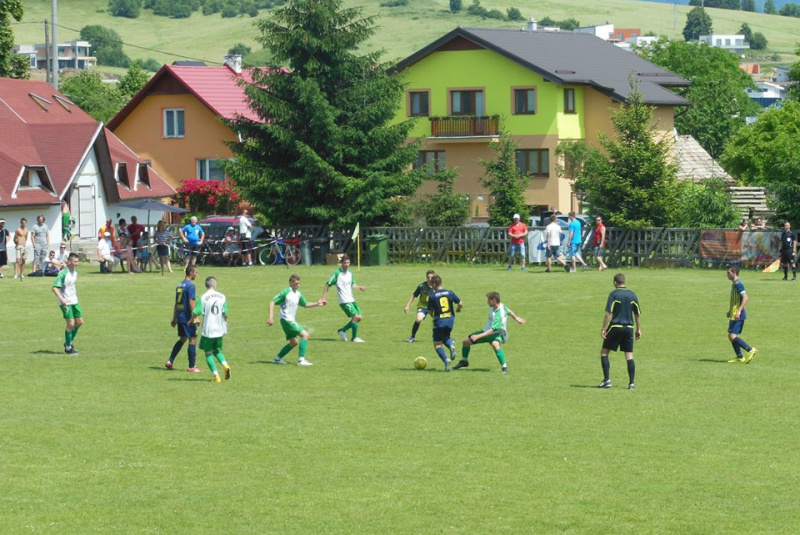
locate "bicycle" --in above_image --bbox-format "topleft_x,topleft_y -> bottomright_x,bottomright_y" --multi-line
258,237 -> 301,266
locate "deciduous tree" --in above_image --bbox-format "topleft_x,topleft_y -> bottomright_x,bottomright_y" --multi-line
226,0 -> 424,227
478,132 -> 530,227
683,7 -> 712,41
0,0 -> 29,79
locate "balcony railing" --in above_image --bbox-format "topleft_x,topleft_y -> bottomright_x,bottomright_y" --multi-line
429,116 -> 500,137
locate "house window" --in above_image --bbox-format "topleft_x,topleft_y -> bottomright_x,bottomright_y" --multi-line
415,151 -> 446,175
116,163 -> 130,187
20,167 -> 46,188
197,159 -> 226,181
516,149 -> 549,177
564,88 -> 576,114
513,88 -> 536,115
164,109 -> 185,138
409,91 -> 429,117
138,164 -> 150,188
451,90 -> 484,115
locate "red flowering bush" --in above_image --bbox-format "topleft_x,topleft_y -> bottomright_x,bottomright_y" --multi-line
173,179 -> 239,215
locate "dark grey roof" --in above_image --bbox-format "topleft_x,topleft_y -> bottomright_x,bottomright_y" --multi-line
395,27 -> 690,107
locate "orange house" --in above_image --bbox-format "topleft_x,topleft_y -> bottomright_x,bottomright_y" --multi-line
108,58 -> 279,190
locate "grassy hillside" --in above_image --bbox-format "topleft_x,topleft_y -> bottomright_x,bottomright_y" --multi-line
12,0 -> 800,68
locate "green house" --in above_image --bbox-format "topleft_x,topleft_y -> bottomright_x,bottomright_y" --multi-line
393,26 -> 690,220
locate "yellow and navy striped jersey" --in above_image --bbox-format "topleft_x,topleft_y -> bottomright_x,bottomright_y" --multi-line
729,279 -> 747,320
413,281 -> 434,308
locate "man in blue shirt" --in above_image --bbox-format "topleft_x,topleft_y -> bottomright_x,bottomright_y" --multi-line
426,274 -> 462,371
179,216 -> 204,267
567,211 -> 587,273
166,265 -> 202,372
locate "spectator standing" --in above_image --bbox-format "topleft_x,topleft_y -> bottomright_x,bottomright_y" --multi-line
154,221 -> 173,274
13,217 -> 29,279
98,218 -> 116,248
779,221 -> 797,281
545,215 -> 569,273
0,218 -> 9,279
238,209 -> 254,266
593,216 -> 608,272
31,215 -> 50,274
179,216 -> 204,267
567,211 -> 587,272
61,200 -> 71,242
128,215 -> 145,249
507,213 -> 528,271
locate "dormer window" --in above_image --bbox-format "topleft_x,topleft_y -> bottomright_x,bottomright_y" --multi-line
116,163 -> 131,188
137,163 -> 151,189
18,167 -> 55,194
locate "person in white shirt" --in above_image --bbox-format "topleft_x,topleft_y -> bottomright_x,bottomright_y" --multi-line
97,233 -> 120,273
321,254 -> 367,342
191,276 -> 231,384
238,209 -> 254,266
268,274 -> 325,366
545,214 -> 569,273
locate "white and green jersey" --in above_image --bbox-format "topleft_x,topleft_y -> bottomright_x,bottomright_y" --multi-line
53,267 -> 78,305
484,304 -> 509,340
327,268 -> 355,304
193,290 -> 228,338
273,287 -> 307,322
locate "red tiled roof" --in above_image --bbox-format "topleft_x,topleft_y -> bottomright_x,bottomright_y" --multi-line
0,77 -> 174,207
108,64 -> 285,130
106,132 -> 175,200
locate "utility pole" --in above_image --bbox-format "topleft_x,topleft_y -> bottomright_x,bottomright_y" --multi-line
45,20 -> 51,85
51,0 -> 59,90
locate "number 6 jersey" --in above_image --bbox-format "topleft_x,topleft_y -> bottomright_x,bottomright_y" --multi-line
194,289 -> 228,338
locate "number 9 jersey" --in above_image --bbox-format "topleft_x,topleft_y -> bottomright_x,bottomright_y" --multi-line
427,289 -> 461,328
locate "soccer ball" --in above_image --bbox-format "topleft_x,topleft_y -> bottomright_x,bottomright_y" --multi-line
414,356 -> 427,370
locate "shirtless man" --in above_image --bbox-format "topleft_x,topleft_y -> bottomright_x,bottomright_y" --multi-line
14,218 -> 30,279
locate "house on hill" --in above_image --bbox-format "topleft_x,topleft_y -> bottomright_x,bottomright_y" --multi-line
108,56 -> 283,189
0,78 -> 174,258
392,26 -> 690,219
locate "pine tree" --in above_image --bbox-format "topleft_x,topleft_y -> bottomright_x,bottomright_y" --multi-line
479,132 -> 530,227
226,0 -> 423,227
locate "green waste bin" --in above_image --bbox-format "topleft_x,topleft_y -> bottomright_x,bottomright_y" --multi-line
366,234 -> 388,266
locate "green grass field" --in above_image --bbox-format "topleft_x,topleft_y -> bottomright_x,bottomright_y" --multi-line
13,0 -> 800,73
2,262 -> 799,534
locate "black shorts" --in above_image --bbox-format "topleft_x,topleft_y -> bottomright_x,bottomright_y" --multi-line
0,250 -> 6,267
781,250 -> 794,264
602,325 -> 635,353
177,322 -> 197,339
156,244 -> 169,256
432,325 -> 453,343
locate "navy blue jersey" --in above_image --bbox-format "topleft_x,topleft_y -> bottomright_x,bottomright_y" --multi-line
427,289 -> 461,328
605,288 -> 641,326
175,279 -> 196,324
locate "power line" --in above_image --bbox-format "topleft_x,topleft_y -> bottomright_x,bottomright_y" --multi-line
13,19 -> 224,65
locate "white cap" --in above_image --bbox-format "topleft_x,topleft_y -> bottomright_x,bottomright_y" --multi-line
512,213 -> 520,219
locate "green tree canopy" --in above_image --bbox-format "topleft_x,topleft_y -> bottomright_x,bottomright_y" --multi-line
787,43 -> 800,100
558,89 -> 680,228
741,0 -> 756,11
109,0 -> 142,18
749,31 -> 768,50
60,70 -> 126,123
478,132 -> 530,227
226,0 -> 424,227
739,22 -> 752,41
640,39 -> 758,159
80,25 -> 131,67
683,7 -> 712,41
117,60 -> 151,100
720,101 -> 800,224
674,178 -> 740,228
0,0 -> 29,79
764,0 -> 777,13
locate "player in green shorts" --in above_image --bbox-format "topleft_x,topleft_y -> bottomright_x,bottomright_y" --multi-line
191,276 -> 230,384
51,252 -> 82,355
269,274 -> 325,366
453,291 -> 526,374
321,254 -> 367,342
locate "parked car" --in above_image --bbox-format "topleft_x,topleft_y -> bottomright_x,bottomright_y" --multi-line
197,215 -> 267,240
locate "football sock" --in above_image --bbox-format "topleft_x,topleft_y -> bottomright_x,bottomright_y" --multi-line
736,337 -> 752,352
169,340 -> 185,363
71,325 -> 80,342
411,321 -> 420,338
462,346 -> 471,360
299,338 -> 308,357
205,353 -> 218,373
277,344 -> 293,358
495,348 -> 506,365
435,346 -> 448,364
214,351 -> 226,366
341,322 -> 353,333
627,359 -> 636,384
601,355 -> 610,381
730,340 -> 743,358
64,330 -> 72,347
188,344 -> 197,368
351,322 -> 359,339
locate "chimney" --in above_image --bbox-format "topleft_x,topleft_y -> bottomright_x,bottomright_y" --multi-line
223,54 -> 242,74
526,18 -> 537,32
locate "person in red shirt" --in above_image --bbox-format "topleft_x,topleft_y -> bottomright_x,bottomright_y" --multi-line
127,215 -> 145,249
507,213 -> 528,271
593,215 -> 608,272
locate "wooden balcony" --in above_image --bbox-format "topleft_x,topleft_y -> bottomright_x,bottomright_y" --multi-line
429,116 -> 500,138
